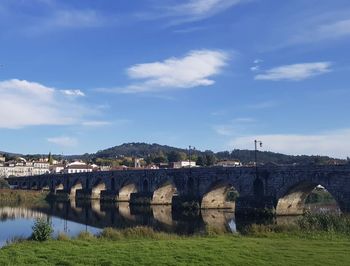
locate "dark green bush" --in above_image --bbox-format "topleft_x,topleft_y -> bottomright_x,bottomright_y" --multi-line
31,218 -> 53,241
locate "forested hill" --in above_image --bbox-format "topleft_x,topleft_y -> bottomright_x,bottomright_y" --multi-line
94,143 -> 188,158
89,142 -> 345,165
1,142 -> 346,166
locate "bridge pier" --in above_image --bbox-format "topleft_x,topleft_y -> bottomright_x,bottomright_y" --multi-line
129,192 -> 153,205
172,195 -> 201,210
48,190 -> 70,201
235,196 -> 276,217
100,190 -> 118,202
76,189 -> 93,200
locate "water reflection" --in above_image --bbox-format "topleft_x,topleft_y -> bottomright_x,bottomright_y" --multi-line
0,199 -> 238,246
0,199 -> 341,247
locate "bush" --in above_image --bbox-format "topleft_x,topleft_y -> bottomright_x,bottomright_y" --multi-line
99,228 -> 122,240
0,178 -> 10,189
297,212 -> 350,235
57,233 -> 70,241
99,227 -> 176,240
31,218 -> 53,241
76,231 -> 95,240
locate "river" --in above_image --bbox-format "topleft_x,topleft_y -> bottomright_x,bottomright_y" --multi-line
0,200 -> 341,247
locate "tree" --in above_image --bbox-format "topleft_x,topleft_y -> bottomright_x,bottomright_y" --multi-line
48,152 -> 53,165
205,154 -> 217,166
153,156 -> 168,164
196,156 -> 206,166
167,151 -> 187,162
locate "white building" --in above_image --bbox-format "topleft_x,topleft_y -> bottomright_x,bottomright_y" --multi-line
216,160 -> 242,167
63,161 -> 93,174
0,158 -> 50,178
172,161 -> 197,168
50,164 -> 65,174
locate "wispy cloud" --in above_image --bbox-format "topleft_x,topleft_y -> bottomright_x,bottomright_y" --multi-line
137,0 -> 246,25
61,89 -> 85,97
81,121 -> 112,127
98,49 -> 229,93
26,9 -> 103,33
0,79 -> 89,128
213,117 -> 255,136
246,101 -> 277,109
291,18 -> 350,44
0,1 -> 106,34
168,0 -> 242,22
229,128 -> 350,159
47,136 -> 78,147
255,62 -> 332,81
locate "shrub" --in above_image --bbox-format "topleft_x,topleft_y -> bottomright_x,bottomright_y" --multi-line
0,178 -> 10,189
76,231 -> 95,240
57,233 -> 70,241
99,228 -> 122,240
31,218 -> 53,241
297,212 -> 350,235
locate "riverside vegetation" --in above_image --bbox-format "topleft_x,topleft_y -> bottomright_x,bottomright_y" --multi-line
0,213 -> 349,265
0,189 -> 48,207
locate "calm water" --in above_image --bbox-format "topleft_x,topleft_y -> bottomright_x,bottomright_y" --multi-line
0,200 -> 340,247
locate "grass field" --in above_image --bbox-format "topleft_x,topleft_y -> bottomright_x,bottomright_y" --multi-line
0,233 -> 349,265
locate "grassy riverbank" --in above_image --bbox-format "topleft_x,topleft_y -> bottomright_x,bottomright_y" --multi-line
0,189 -> 48,207
0,232 -> 349,265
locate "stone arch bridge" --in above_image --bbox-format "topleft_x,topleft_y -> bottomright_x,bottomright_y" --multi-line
8,165 -> 350,215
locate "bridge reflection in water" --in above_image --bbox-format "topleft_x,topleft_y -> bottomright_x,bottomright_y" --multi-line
0,199 -> 340,246
26,199 -> 238,235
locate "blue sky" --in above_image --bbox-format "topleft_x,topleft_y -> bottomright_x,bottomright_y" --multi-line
0,0 -> 350,158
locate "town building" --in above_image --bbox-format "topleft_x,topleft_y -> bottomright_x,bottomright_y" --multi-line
216,160 -> 242,167
63,161 -> 93,174
171,161 -> 197,168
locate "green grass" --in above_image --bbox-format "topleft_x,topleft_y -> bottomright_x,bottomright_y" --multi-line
0,233 -> 349,265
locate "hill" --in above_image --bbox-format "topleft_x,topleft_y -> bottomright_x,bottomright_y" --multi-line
91,142 -> 345,166
1,142 -> 347,166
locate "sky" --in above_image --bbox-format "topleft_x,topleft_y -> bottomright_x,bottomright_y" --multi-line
0,0 -> 350,158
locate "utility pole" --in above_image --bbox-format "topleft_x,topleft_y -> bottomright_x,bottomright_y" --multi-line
188,145 -> 195,168
254,140 -> 263,177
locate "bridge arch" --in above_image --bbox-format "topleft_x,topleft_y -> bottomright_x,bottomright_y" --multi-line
276,180 -> 341,215
118,182 -> 138,202
54,180 -> 65,192
41,180 -> 50,191
91,178 -> 106,199
152,180 -> 178,205
201,180 -> 239,209
69,179 -> 83,198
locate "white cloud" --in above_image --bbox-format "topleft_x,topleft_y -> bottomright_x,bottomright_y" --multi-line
250,66 -> 259,72
100,49 -> 229,93
0,79 -> 88,128
229,129 -> 350,159
47,136 -> 78,147
255,62 -> 332,81
61,89 -> 85,97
